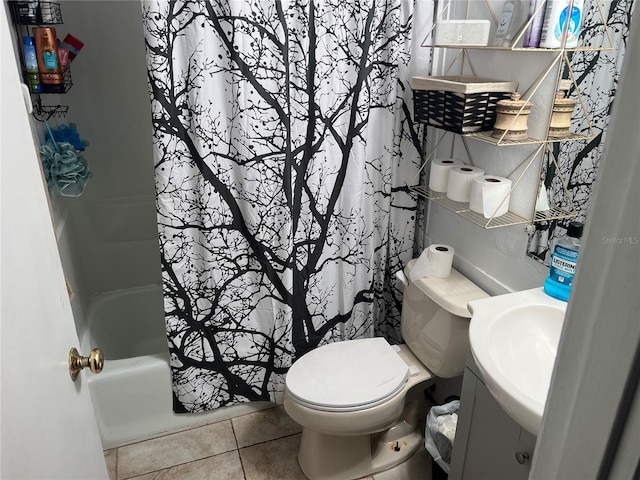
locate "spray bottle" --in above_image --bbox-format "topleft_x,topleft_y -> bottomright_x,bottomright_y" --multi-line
539,0 -> 584,49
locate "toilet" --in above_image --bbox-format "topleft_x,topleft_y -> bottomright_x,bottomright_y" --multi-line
284,259 -> 488,480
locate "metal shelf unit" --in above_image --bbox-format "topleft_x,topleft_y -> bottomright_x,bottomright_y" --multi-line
410,0 -> 611,228
10,1 -> 72,121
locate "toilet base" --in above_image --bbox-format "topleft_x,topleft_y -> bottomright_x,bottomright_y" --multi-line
297,421 -> 424,480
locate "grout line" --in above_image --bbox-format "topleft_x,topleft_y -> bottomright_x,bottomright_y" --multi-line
229,416 -> 240,451
109,417 -> 236,450
238,431 -> 302,451
229,417 -> 247,479
237,448 -> 248,479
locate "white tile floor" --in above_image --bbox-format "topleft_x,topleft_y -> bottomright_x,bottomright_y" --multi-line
104,405 -> 435,480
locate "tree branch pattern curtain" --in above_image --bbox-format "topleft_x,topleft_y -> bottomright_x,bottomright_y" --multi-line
142,0 -> 421,412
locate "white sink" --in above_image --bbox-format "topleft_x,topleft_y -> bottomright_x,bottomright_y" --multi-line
468,288 -> 567,435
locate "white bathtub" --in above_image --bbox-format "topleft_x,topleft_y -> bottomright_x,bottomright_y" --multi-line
82,285 -> 273,449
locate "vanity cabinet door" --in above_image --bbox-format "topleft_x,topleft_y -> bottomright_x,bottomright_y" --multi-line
450,366 -> 535,480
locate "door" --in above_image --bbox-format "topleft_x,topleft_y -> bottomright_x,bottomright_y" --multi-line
0,5 -> 108,479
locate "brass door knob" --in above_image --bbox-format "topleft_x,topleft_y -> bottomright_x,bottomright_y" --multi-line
69,347 -> 104,382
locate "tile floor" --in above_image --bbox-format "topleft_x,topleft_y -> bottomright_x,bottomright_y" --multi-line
104,405 -> 435,480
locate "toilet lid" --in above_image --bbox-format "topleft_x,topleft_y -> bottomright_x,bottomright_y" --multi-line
286,338 -> 409,411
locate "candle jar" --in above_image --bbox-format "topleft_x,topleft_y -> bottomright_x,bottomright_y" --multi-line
549,90 -> 576,138
491,92 -> 533,141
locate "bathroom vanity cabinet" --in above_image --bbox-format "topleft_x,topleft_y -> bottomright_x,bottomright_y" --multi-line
449,355 -> 536,480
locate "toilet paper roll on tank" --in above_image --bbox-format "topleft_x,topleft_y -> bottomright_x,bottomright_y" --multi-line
408,244 -> 455,282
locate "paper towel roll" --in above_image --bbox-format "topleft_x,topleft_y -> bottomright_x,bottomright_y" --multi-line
429,158 -> 465,192
409,244 -> 455,281
469,175 -> 513,218
446,166 -> 485,202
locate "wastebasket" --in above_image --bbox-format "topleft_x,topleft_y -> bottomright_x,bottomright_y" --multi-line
424,399 -> 460,474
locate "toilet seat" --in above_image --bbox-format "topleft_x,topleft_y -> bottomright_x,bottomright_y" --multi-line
285,338 -> 410,412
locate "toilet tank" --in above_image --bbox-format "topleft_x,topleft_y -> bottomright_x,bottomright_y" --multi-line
401,259 -> 488,378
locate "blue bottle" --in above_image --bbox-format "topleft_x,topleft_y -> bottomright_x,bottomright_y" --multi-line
544,221 -> 584,301
23,36 -> 40,93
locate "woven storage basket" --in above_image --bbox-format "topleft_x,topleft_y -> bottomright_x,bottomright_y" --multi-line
412,76 -> 518,134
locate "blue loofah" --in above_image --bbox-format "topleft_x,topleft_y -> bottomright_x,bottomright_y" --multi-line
40,121 -> 92,197
45,123 -> 89,152
40,140 -> 92,197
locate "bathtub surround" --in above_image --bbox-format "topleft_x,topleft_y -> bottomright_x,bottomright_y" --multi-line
142,0 -> 422,412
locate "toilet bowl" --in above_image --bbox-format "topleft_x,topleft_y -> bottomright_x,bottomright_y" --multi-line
284,260 -> 488,480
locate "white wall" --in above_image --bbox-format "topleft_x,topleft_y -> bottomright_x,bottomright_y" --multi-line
60,1 -> 156,201
426,211 -> 548,295
48,1 -> 160,334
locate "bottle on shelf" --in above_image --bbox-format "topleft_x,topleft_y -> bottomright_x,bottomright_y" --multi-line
539,0 -> 585,49
543,221 -> 584,301
22,36 -> 40,93
523,0 -> 546,47
494,0 -> 527,47
33,27 -> 64,90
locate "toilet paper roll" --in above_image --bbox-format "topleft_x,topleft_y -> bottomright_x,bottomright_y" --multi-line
446,166 -> 486,202
429,158 -> 465,192
409,244 -> 455,281
469,175 -> 513,218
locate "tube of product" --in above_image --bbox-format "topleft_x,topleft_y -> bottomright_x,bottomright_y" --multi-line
57,46 -> 70,69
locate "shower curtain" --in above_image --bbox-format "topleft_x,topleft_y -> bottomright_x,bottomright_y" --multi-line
142,0 -> 422,412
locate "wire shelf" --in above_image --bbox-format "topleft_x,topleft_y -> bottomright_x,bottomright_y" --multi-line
410,184 -> 576,228
11,1 -> 63,25
420,0 -> 614,52
533,206 -> 577,222
466,130 -> 593,146
424,44 -> 613,53
33,103 -> 69,122
409,184 -> 529,228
